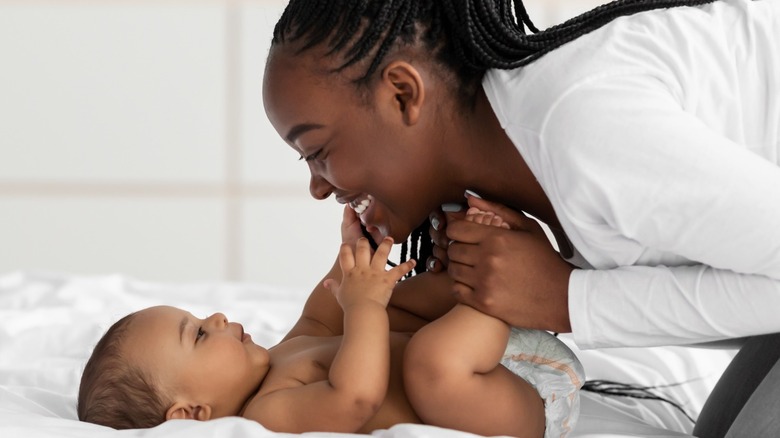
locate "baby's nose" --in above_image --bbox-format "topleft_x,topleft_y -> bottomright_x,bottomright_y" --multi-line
207,312 -> 228,328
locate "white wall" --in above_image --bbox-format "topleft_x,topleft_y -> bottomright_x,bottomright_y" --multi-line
0,0 -> 608,291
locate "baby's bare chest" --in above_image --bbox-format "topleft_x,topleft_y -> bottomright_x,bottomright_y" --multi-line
256,333 -> 411,396
258,336 -> 340,394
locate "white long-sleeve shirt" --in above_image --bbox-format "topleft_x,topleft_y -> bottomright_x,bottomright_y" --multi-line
483,0 -> 780,349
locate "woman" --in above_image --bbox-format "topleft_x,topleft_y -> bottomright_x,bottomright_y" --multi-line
262,1 -> 780,436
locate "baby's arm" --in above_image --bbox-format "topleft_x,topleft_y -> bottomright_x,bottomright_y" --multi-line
245,237 -> 415,433
320,236 -> 416,421
284,207 -> 456,341
282,206 -> 364,341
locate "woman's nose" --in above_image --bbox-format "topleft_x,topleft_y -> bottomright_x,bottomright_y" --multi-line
309,173 -> 333,200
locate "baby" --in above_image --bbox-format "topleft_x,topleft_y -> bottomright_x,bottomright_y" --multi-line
78,207 -> 583,437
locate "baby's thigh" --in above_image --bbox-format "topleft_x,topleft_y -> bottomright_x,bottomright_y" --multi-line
402,306 -> 544,437
404,339 -> 545,437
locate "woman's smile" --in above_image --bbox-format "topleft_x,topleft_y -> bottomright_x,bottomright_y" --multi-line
349,194 -> 384,236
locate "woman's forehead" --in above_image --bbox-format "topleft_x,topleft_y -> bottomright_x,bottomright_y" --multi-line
264,52 -> 369,126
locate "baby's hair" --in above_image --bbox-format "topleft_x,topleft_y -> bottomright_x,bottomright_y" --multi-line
77,312 -> 171,429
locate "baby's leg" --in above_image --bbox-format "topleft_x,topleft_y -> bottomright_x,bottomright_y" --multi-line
403,304 -> 545,438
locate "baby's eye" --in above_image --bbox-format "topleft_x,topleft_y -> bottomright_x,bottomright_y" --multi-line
196,327 -> 205,342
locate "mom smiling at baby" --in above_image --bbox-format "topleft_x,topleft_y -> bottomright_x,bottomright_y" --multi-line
262,1 -> 780,437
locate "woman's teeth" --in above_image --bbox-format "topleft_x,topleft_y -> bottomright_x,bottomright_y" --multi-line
353,198 -> 370,215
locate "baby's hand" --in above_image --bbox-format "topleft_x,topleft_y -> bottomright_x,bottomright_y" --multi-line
324,237 -> 416,309
340,205 -> 366,247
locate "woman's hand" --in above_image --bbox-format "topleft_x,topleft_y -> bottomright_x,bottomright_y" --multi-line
427,204 -> 467,272
445,196 -> 574,333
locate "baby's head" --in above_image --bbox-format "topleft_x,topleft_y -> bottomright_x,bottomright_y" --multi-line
78,306 -> 270,429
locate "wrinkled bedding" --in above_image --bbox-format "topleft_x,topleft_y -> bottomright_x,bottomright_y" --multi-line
0,271 -> 736,437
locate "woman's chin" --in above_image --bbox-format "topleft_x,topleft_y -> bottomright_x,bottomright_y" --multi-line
364,225 -> 386,245
369,225 -> 408,246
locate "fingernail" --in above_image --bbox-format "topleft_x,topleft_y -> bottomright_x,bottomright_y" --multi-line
442,203 -> 463,212
464,189 -> 482,199
428,258 -> 437,271
430,216 -> 440,231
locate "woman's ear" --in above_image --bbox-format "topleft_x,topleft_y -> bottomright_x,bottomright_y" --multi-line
381,61 -> 425,126
166,401 -> 212,422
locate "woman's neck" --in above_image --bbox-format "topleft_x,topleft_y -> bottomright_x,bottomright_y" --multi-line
457,88 -> 561,230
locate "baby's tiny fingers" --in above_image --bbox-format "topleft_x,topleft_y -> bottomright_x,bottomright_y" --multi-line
354,237 -> 373,265
371,237 -> 394,269
323,278 -> 337,292
390,259 -> 416,280
337,242 -> 356,271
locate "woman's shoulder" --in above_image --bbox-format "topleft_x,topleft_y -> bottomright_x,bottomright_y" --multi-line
484,0 -> 759,132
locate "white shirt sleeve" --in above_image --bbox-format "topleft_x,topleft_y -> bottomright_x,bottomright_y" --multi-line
541,72 -> 780,348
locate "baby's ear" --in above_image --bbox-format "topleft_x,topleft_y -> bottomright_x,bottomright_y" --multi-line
166,402 -> 212,421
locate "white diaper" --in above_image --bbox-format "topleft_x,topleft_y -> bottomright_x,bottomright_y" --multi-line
500,328 -> 585,438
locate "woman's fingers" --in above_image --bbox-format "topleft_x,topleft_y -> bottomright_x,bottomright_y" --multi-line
428,206 -> 464,271
446,240 -> 480,267
445,218 -> 496,245
429,210 -> 451,248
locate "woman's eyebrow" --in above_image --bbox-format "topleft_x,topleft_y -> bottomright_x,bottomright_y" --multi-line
286,123 -> 323,143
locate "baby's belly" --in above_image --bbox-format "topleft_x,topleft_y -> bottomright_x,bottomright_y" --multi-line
358,332 -> 420,433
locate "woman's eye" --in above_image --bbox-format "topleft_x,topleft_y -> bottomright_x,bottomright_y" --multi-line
298,149 -> 322,162
196,327 -> 205,342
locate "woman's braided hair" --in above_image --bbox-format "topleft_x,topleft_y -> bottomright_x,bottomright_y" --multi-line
272,0 -> 716,271
273,0 -> 717,93
272,2 -> 715,412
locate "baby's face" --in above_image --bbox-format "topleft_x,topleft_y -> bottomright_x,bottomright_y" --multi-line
123,305 -> 270,418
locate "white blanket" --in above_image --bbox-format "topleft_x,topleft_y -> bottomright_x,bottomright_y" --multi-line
0,271 -> 735,438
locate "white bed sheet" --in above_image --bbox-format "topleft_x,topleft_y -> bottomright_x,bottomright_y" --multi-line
0,271 -> 736,438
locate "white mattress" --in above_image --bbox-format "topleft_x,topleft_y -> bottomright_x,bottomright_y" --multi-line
0,271 -> 736,438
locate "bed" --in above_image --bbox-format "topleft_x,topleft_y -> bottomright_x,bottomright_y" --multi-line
0,271 -> 736,438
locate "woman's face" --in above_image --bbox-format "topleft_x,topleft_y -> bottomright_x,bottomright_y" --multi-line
263,46 -> 458,242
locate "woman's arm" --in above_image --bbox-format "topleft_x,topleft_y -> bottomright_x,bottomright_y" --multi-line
451,72 -> 780,347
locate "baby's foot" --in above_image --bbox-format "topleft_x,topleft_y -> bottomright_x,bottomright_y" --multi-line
465,207 -> 511,229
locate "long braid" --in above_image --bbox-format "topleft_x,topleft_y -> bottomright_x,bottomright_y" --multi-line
440,0 -> 718,69
274,1 -> 712,413
361,219 -> 431,277
274,0 -> 719,89
274,0 -> 718,271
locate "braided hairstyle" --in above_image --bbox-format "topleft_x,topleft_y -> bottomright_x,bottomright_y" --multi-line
272,0 -> 717,270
